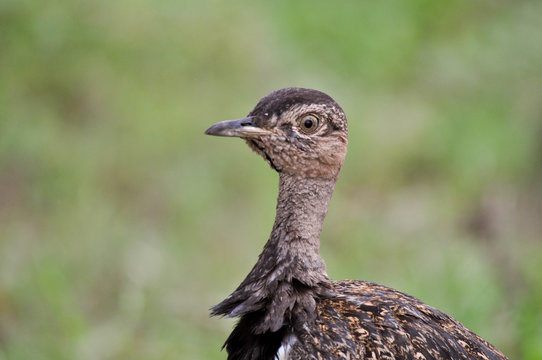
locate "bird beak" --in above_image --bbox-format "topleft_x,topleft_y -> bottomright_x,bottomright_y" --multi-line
205,117 -> 273,138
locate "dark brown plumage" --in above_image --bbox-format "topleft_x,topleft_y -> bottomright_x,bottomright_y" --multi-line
205,88 -> 508,360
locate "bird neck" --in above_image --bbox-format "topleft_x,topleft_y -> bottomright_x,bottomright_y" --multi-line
262,172 -> 337,283
211,172 -> 338,335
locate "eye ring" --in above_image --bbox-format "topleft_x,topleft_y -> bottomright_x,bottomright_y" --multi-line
298,114 -> 320,134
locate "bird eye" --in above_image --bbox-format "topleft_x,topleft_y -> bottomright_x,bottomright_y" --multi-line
298,114 -> 320,134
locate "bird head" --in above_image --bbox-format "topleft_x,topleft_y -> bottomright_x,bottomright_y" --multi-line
205,88 -> 348,179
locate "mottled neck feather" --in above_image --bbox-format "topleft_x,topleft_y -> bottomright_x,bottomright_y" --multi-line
211,172 -> 337,334
266,172 -> 335,282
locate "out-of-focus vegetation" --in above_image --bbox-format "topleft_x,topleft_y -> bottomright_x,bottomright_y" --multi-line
1,0 -> 541,359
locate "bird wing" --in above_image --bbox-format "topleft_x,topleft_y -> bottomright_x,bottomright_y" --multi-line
288,280 -> 508,360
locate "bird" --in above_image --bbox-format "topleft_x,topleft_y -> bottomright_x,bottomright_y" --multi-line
205,87 -> 508,360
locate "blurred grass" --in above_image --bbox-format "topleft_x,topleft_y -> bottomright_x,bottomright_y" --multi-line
1,0 -> 542,359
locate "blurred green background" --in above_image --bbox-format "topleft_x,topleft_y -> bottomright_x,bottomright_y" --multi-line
1,0 -> 541,359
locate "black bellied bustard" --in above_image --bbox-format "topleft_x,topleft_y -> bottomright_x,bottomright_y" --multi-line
205,88 -> 508,360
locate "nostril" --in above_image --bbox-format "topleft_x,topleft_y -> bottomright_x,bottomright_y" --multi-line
240,120 -> 252,127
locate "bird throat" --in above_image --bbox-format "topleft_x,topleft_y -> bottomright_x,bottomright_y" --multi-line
211,173 -> 337,337
266,172 -> 336,285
